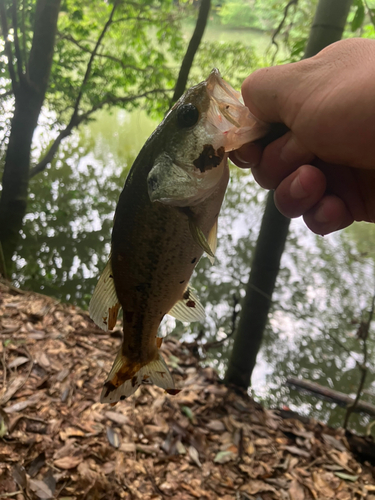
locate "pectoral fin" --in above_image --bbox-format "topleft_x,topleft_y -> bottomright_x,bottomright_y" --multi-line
168,286 -> 205,322
207,219 -> 218,264
188,219 -> 215,259
89,258 -> 121,331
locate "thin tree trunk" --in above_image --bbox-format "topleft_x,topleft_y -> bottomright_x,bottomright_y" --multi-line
170,0 -> 211,105
224,193 -> 290,388
0,0 -> 61,272
224,0 -> 354,390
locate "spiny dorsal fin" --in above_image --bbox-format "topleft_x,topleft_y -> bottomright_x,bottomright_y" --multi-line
89,258 -> 121,331
168,286 -> 205,322
207,219 -> 218,264
188,219 -> 215,259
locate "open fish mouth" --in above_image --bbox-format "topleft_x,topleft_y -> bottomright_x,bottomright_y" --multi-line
205,68 -> 269,152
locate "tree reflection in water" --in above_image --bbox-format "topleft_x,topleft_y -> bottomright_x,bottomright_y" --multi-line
16,109 -> 375,434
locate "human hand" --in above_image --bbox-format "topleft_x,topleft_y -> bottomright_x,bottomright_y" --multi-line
231,38 -> 375,235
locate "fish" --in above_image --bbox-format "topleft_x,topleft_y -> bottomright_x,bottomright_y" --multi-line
89,69 -> 269,404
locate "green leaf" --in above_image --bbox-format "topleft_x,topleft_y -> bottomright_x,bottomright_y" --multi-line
181,406 -> 194,422
213,450 -> 236,464
334,472 -> 359,482
351,1 -> 365,31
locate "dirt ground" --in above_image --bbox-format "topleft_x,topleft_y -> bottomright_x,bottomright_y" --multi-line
0,281 -> 374,499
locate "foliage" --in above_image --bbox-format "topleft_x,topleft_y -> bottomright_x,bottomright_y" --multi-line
218,0 -> 278,30
0,0 -> 184,164
191,40 -> 260,89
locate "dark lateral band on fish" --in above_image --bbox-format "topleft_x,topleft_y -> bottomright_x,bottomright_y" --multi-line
89,69 -> 270,404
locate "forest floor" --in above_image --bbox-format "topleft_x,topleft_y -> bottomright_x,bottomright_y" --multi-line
0,280 -> 374,500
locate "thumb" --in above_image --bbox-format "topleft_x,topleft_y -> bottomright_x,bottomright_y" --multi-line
241,63 -> 303,125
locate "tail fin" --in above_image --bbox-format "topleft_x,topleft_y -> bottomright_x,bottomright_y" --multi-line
100,350 -> 179,404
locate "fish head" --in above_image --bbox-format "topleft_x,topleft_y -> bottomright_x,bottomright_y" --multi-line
148,68 -> 269,207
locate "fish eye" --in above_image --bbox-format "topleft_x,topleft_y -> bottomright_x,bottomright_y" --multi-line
177,104 -> 199,128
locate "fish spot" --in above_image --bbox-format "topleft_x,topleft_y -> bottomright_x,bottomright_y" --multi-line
193,144 -> 225,173
191,257 -> 197,264
166,388 -> 181,396
186,300 -> 196,308
131,376 -> 138,387
158,371 -> 165,378
109,274 -> 114,279
103,381 -> 116,398
125,311 -> 134,323
183,289 -> 190,300
179,280 -> 185,284
120,395 -> 126,401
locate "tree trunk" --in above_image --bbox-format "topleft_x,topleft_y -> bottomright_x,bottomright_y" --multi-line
170,0 -> 211,105
224,0 -> 354,390
224,193 -> 290,389
0,0 -> 61,272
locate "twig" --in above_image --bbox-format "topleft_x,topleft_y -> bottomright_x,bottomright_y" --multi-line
58,32 -> 154,73
343,282 -> 375,428
29,88 -> 171,178
270,0 -> 298,64
70,0 -> 120,125
1,347 -> 6,388
202,294 -> 239,350
364,0 -> 375,26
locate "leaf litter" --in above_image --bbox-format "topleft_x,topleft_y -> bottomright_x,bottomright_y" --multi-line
0,280 -> 374,499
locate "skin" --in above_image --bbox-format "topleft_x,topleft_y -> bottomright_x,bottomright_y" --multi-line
230,38 -> 375,235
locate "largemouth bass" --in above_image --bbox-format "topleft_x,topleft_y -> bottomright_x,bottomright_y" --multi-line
90,69 -> 268,404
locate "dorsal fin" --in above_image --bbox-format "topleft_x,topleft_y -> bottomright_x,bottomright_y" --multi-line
89,258 -> 121,331
168,286 -> 205,322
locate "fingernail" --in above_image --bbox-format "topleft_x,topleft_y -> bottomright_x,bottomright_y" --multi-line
314,203 -> 330,223
233,150 -> 258,168
233,150 -> 250,164
290,175 -> 308,199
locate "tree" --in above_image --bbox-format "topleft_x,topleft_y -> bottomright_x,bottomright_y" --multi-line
171,0 -> 211,104
0,0 -> 181,274
224,0 -> 354,390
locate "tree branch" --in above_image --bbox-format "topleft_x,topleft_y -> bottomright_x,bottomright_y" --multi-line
59,32 -> 155,73
343,282 -> 375,429
0,1 -> 18,92
11,0 -> 24,81
70,0 -> 120,125
29,88 -> 170,178
270,0 -> 298,64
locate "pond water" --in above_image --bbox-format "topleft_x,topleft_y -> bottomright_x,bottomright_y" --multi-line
13,25 -> 375,435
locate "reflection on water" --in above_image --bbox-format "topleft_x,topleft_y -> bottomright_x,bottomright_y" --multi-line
17,106 -> 375,435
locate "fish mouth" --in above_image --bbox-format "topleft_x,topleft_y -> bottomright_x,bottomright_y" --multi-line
204,68 -> 269,152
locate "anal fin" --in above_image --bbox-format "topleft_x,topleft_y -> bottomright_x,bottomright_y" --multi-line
168,286 -> 205,322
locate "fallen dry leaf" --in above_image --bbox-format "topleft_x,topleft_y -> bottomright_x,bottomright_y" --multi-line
54,456 -> 82,469
0,280 -> 373,500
